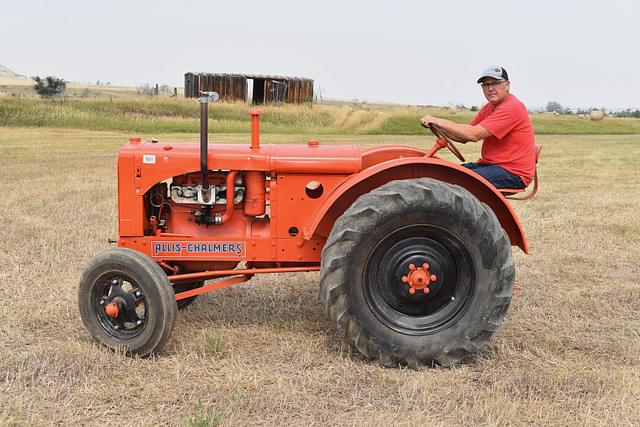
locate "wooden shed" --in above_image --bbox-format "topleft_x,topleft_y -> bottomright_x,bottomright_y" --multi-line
184,73 -> 313,104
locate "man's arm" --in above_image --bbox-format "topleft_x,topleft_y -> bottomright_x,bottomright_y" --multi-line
420,115 -> 491,143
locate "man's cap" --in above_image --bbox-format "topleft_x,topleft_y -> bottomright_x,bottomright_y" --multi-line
477,66 -> 509,83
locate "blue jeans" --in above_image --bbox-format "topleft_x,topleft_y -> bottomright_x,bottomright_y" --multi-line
462,163 -> 525,189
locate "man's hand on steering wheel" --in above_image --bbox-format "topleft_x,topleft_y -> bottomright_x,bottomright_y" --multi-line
419,114 -> 439,129
420,116 -> 466,162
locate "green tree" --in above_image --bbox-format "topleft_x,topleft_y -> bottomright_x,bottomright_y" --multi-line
546,101 -> 563,113
33,76 -> 67,98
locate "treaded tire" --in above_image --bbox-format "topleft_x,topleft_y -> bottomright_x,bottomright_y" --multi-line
78,248 -> 178,356
320,178 -> 514,368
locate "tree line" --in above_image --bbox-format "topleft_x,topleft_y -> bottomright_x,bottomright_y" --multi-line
545,101 -> 640,118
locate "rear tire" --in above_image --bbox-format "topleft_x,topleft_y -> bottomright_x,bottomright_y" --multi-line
78,248 -> 177,356
320,178 -> 514,367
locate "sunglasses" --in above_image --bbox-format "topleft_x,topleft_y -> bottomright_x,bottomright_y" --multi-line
480,81 -> 507,89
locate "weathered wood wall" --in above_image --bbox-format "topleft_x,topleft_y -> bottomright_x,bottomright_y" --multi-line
184,73 -> 247,101
184,73 -> 313,104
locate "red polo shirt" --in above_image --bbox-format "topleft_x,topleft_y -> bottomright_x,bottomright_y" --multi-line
470,94 -> 536,185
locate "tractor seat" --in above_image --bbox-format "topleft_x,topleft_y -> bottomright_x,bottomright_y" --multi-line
499,144 -> 543,200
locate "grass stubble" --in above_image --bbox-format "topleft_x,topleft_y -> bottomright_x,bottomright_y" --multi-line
0,127 -> 638,426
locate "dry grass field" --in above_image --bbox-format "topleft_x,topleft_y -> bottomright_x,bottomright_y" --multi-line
0,127 -> 638,426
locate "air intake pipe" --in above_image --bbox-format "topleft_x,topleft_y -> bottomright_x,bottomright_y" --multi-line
248,108 -> 262,149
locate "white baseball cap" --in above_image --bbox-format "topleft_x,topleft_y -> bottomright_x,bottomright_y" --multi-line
477,66 -> 509,83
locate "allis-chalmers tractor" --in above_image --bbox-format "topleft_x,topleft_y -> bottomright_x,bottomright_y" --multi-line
78,93 -> 530,367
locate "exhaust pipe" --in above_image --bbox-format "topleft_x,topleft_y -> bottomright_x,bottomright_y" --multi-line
199,95 -> 210,196
198,92 -> 219,198
197,92 -> 219,222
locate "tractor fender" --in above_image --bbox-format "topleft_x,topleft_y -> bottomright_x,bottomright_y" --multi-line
303,157 -> 528,254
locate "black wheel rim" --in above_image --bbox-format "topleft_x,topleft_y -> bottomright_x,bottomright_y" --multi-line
90,272 -> 148,340
363,224 -> 475,335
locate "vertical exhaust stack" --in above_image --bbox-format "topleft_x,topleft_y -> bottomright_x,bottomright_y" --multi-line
197,91 -> 219,223
199,95 -> 210,195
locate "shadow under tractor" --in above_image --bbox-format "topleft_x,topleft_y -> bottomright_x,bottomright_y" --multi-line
78,93 -> 535,368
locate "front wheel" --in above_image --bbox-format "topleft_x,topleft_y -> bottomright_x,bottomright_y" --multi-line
320,178 -> 514,367
78,248 -> 177,356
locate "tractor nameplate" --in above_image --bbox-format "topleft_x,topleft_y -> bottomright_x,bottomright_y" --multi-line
152,241 -> 245,258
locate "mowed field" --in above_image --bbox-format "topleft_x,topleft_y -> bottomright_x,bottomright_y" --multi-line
0,127 -> 639,426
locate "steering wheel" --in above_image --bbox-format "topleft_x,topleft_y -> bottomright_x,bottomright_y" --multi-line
426,124 -> 466,162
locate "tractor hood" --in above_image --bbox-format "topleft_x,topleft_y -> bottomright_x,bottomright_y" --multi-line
119,139 -> 363,178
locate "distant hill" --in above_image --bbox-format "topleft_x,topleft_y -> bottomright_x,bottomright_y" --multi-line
0,64 -> 27,79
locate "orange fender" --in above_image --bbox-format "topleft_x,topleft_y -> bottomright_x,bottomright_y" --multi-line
303,157 -> 528,254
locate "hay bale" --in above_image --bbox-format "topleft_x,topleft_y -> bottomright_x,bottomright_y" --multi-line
590,110 -> 604,121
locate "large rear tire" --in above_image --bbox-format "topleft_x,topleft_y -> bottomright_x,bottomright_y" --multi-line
320,178 -> 514,367
78,248 -> 177,356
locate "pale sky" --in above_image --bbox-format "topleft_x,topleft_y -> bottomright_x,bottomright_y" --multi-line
1,0 -> 639,110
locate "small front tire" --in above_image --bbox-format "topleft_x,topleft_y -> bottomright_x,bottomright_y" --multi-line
78,248 -> 177,356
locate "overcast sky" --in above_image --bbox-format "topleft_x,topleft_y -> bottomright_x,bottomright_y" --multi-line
1,0 -> 639,110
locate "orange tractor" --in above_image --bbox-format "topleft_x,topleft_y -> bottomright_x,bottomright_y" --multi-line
78,93 -> 529,367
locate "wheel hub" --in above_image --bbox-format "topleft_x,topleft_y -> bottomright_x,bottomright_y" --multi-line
364,225 -> 476,334
105,300 -> 121,318
401,263 -> 437,295
96,277 -> 147,337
